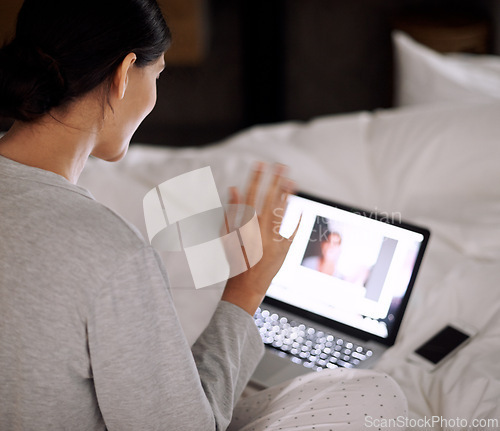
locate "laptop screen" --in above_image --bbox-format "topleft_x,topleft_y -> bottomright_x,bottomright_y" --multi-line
266,193 -> 430,345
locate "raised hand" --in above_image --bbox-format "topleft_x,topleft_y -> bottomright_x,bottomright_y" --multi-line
221,162 -> 298,316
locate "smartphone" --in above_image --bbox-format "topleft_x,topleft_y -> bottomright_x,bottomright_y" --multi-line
408,323 -> 477,371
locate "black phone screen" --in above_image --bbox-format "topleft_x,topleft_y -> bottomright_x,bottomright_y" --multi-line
415,325 -> 470,364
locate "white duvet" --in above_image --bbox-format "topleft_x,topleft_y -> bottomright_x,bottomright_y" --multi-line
79,101 -> 500,429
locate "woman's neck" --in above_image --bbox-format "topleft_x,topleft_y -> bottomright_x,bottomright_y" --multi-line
0,105 -> 99,184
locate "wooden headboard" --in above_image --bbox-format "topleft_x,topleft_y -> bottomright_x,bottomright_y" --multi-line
2,0 -> 499,146
0,0 -> 209,66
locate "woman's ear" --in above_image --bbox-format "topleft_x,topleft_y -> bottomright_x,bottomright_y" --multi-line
112,52 -> 137,100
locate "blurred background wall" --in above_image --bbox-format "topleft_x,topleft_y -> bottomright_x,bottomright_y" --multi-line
1,0 -> 498,146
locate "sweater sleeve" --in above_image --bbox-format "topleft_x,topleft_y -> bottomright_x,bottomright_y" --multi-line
192,300 -> 265,428
87,245 -> 264,430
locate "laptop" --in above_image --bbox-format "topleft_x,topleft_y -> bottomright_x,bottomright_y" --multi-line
250,192 -> 430,388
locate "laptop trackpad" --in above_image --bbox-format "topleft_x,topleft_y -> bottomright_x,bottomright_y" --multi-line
250,350 -> 313,388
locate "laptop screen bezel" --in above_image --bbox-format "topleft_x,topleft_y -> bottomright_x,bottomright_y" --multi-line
262,192 -> 430,347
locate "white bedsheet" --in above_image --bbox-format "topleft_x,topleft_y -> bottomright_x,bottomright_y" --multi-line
79,102 -> 500,429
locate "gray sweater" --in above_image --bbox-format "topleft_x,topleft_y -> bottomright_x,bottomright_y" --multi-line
0,155 -> 264,430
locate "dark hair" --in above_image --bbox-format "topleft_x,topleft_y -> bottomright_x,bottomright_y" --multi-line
0,0 -> 171,122
321,231 -> 342,244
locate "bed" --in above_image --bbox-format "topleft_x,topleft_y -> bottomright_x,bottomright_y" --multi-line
78,33 -> 500,429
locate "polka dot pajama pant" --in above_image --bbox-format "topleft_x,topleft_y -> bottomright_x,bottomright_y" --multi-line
228,369 -> 407,431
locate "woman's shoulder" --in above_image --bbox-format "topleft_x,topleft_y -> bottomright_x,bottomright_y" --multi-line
48,182 -> 147,252
0,160 -> 147,256
0,165 -> 161,303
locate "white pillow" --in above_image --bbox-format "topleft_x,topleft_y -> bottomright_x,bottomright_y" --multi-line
393,30 -> 500,106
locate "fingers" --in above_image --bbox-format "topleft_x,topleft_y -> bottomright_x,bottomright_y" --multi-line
288,213 -> 302,242
228,186 -> 241,205
225,186 -> 241,233
241,162 -> 297,241
263,164 -> 287,213
269,177 -> 294,229
279,178 -> 295,207
245,161 -> 266,207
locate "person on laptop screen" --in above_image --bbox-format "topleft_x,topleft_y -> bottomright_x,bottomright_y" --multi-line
301,216 -> 373,286
0,1 -> 407,429
302,229 -> 343,275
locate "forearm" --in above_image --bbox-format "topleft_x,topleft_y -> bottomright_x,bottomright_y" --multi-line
221,267 -> 271,316
222,164 -> 297,317
191,301 -> 264,428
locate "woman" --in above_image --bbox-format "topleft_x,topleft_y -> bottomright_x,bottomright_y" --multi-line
0,1 -> 407,429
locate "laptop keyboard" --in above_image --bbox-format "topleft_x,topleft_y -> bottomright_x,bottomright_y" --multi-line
254,307 -> 373,371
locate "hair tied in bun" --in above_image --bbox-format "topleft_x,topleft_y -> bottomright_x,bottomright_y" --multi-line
35,47 -> 65,89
